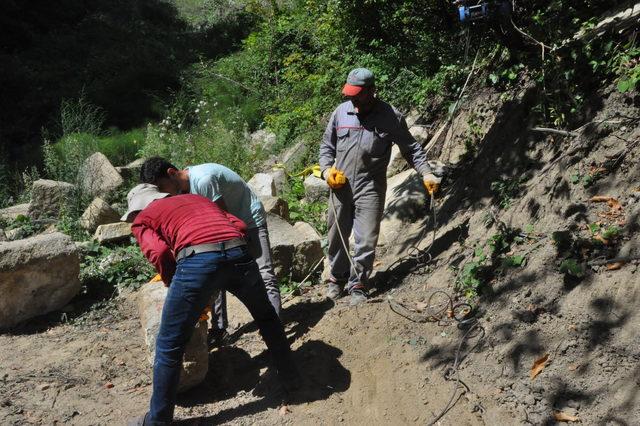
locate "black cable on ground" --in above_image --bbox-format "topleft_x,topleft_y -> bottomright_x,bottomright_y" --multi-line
388,289 -> 485,425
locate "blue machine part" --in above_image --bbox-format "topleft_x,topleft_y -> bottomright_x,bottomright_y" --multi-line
458,3 -> 490,22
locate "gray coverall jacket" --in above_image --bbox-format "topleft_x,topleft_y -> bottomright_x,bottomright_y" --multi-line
319,99 -> 433,291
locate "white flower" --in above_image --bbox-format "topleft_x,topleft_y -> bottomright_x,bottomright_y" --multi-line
195,109 -> 200,113
177,123 -> 182,129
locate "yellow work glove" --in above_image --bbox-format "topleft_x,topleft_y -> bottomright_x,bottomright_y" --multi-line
423,173 -> 441,196
325,166 -> 347,189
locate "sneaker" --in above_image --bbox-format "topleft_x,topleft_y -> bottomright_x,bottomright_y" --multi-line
208,328 -> 229,347
326,282 -> 343,301
349,288 -> 367,306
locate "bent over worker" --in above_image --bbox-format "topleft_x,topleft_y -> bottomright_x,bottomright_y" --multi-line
140,158 -> 280,344
319,68 -> 442,306
123,184 -> 297,425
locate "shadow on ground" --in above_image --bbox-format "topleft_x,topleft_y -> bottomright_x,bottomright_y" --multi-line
176,340 -> 350,425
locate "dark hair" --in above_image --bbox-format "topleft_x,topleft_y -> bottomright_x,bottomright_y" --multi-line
139,157 -> 177,184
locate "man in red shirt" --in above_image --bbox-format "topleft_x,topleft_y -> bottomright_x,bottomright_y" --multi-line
123,184 -> 297,425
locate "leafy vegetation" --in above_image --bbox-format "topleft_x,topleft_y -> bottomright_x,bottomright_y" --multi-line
281,175 -> 327,235
455,226 -> 528,300
491,176 -> 526,209
80,244 -> 155,294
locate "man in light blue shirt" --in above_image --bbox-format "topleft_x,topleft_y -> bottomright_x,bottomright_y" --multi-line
140,157 -> 281,339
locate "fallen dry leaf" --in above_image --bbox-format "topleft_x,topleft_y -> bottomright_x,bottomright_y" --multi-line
104,382 -> 114,389
567,364 -> 579,371
279,405 -> 291,416
530,354 -> 550,380
593,234 -> 610,245
606,262 -> 625,270
553,411 -> 579,422
590,195 -> 621,208
373,260 -> 382,267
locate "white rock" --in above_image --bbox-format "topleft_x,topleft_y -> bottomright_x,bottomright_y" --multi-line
79,197 -> 121,232
260,196 -> 289,220
291,222 -> 324,281
115,158 -> 145,181
0,203 -> 30,221
304,175 -> 329,202
265,214 -> 296,279
138,282 -> 208,392
378,170 -> 428,247
280,140 -> 308,170
405,110 -> 421,128
78,152 -> 124,198
409,125 -> 431,145
94,222 -> 132,244
28,179 -> 75,219
248,173 -> 276,197
5,228 -> 26,241
268,169 -> 288,195
0,232 -> 80,329
386,145 -> 408,177
250,129 -> 277,152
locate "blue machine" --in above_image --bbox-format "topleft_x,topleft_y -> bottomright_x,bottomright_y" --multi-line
458,3 -> 489,22
457,1 -> 512,23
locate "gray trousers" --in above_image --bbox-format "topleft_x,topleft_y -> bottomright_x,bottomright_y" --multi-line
327,188 -> 384,292
212,224 -> 281,330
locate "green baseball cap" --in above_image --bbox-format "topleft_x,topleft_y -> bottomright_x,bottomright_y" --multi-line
342,68 -> 375,96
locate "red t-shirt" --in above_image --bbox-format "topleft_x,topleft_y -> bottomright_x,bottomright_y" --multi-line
131,194 -> 247,285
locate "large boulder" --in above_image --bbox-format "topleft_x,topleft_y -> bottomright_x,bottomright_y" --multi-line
260,196 -> 289,220
28,179 -> 75,219
78,152 -> 124,198
378,170 -> 428,247
0,232 -> 80,329
79,197 -> 121,232
248,173 -> 276,197
0,203 -> 30,221
266,214 -> 324,280
115,158 -> 145,181
250,129 -> 277,152
138,283 -> 208,392
291,222 -> 324,281
304,175 -> 329,202
265,214 -> 296,279
5,228 -> 26,241
280,140 -> 308,170
409,125 -> 431,145
386,145 -> 408,177
268,168 -> 288,195
94,222 -> 132,244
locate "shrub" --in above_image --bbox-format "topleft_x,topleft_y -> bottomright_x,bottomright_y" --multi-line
80,244 -> 155,294
282,175 -> 328,235
139,98 -> 260,179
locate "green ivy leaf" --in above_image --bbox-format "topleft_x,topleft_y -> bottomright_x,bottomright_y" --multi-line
617,79 -> 632,93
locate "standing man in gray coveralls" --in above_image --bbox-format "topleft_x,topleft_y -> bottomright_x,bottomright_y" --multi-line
319,68 -> 443,306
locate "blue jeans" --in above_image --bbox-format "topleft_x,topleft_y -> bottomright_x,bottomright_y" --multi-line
147,247 -> 293,424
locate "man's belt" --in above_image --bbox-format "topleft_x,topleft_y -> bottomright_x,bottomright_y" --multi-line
176,238 -> 246,262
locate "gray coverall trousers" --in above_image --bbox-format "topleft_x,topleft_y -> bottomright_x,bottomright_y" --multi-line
328,186 -> 384,291
319,99 -> 434,292
212,224 -> 280,330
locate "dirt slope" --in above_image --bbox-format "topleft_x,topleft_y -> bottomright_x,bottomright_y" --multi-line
1,84 -> 638,426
